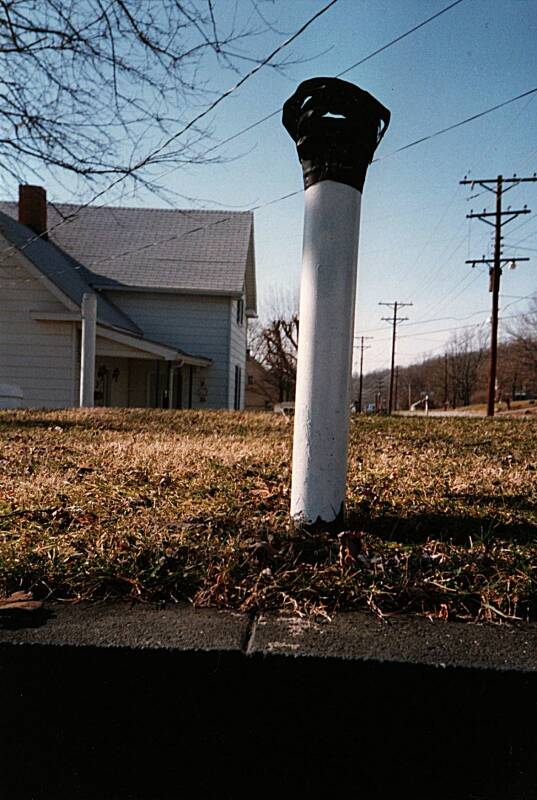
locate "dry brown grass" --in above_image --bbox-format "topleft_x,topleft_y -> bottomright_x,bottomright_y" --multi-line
0,408 -> 536,622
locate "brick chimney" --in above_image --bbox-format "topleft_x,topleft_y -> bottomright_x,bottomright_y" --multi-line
18,185 -> 47,239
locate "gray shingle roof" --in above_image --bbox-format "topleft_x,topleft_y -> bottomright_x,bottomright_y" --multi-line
0,210 -> 141,335
0,203 -> 255,302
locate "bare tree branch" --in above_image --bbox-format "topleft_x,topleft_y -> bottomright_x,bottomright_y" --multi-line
0,0 -> 325,195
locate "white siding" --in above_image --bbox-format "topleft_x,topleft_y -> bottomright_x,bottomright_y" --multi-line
0,249 -> 76,408
105,291 -> 231,409
228,296 -> 247,409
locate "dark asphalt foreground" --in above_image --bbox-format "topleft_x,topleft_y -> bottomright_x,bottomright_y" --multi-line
1,604 -> 537,800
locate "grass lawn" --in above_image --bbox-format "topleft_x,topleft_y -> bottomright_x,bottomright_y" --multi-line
1,408 -> 536,622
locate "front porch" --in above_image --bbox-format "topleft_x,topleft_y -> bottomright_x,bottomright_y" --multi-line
92,326 -> 210,409
30,305 -> 212,409
94,356 -> 199,409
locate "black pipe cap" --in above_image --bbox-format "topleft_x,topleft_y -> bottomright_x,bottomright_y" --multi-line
282,77 -> 390,192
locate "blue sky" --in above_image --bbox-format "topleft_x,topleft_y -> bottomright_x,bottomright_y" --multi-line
42,0 -> 537,373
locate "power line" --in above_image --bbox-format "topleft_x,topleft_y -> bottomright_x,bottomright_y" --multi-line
355,306 -> 495,336
338,0 -> 465,77
3,84 -> 531,286
0,1 -> 338,266
461,93 -> 537,203
439,269 -> 482,308
2,82 -> 536,283
505,225 -> 537,247
417,263 -> 479,321
504,243 -> 537,253
405,232 -> 468,314
362,310 -> 532,345
389,186 -> 461,298
0,180 -> 319,286
503,212 -> 537,238
155,0 -> 467,176
376,87 -> 537,162
1,2 -> 533,289
128,0 -> 339,176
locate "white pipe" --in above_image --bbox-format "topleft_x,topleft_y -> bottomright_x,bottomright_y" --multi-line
291,180 -> 361,528
80,292 -> 97,407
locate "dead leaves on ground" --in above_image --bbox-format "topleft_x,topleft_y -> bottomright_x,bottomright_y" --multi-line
0,591 -> 44,614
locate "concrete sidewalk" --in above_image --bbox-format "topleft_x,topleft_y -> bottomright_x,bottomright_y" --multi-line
1,603 -> 536,799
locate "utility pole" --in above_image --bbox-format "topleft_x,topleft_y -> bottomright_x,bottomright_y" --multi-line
443,353 -> 449,410
461,173 -> 536,417
355,335 -> 373,412
376,377 -> 384,413
394,366 -> 399,411
379,301 -> 412,415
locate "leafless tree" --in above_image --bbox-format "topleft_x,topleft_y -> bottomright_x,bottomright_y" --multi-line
505,294 -> 537,396
249,311 -> 298,403
447,327 -> 487,407
0,0 -> 300,195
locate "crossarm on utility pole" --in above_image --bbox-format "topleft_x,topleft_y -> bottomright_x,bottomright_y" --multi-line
461,172 -> 536,417
354,335 -> 373,413
379,301 -> 412,415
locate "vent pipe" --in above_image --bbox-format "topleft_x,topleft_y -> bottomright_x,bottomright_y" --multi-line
283,77 -> 390,531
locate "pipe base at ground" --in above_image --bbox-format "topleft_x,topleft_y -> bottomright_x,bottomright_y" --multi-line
291,502 -> 345,534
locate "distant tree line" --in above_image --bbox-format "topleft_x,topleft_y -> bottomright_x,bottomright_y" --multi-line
356,296 -> 537,410
249,294 -> 537,411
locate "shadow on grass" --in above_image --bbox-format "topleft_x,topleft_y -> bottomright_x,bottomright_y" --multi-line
0,410 -> 282,437
452,493 -> 536,512
0,415 -> 127,432
0,412 -> 188,435
346,508 -> 537,545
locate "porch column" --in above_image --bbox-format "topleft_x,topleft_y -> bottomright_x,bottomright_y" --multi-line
188,365 -> 194,409
80,292 -> 97,407
168,364 -> 175,409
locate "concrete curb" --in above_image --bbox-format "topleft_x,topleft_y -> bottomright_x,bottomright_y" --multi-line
2,602 -> 537,671
1,603 -> 537,799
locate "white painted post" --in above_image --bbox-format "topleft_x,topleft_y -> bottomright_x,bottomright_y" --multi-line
291,180 -> 361,527
282,77 -> 390,531
80,292 -> 97,407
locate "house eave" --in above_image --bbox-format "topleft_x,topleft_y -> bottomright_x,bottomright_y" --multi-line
30,311 -> 139,339
29,311 -> 211,366
93,284 -> 243,299
95,325 -> 212,367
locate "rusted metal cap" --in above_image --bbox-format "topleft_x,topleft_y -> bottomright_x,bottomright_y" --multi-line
282,77 -> 390,192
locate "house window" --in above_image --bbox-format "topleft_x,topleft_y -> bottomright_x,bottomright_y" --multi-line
247,375 -> 254,385
236,298 -> 244,326
234,365 -> 242,410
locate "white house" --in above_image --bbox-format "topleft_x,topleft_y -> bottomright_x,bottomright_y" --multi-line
0,186 -> 257,410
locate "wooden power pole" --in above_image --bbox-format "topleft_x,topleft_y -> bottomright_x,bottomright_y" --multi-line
443,353 -> 449,410
380,301 -> 412,415
461,173 -> 536,417
356,335 -> 373,412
